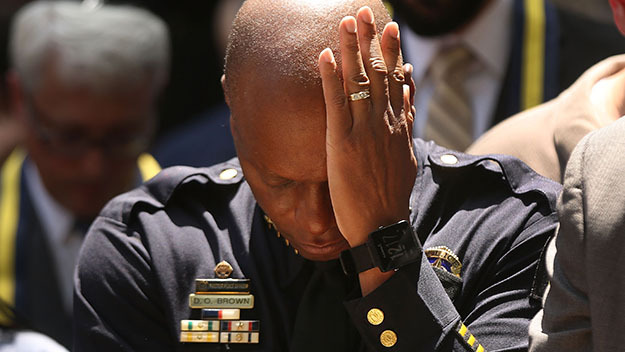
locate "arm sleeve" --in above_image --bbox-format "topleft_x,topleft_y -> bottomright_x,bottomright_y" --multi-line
344,217 -> 557,352
528,132 -> 592,352
73,217 -> 172,352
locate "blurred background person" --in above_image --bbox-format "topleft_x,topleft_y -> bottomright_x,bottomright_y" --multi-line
529,116 -> 625,352
388,0 -> 625,151
462,0 -> 625,349
0,0 -> 27,164
0,1 -> 168,348
105,0 -> 227,141
0,1 -> 231,165
0,117 -> 23,165
467,53 -> 625,181
0,329 -> 67,351
525,0 -> 625,350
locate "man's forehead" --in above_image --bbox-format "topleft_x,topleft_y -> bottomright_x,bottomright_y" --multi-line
230,75 -> 329,181
235,109 -> 327,164
228,67 -> 325,120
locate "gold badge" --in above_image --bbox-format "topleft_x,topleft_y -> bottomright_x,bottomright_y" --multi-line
425,246 -> 462,277
214,260 -> 234,279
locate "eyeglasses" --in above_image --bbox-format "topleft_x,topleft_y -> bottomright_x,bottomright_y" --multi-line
24,95 -> 154,159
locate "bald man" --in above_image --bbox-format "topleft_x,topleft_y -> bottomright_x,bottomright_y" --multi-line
73,1 -> 560,351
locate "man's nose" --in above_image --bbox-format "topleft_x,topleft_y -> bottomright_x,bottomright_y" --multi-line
295,183 -> 335,236
78,147 -> 107,178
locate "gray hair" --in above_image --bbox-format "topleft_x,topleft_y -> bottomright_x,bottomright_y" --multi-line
9,1 -> 170,94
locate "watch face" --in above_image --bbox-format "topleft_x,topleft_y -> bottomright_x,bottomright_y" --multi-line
370,220 -> 420,272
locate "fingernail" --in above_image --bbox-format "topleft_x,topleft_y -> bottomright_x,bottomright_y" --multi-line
387,22 -> 399,39
384,22 -> 399,40
320,48 -> 335,64
344,17 -> 357,34
359,6 -> 374,24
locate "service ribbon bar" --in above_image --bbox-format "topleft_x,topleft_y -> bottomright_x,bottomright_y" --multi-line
195,278 -> 251,293
189,294 -> 254,309
180,320 -> 220,331
220,320 -> 260,332
220,332 -> 260,344
180,331 -> 219,343
200,308 -> 241,320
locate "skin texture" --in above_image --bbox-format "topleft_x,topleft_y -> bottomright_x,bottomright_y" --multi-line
232,73 -> 347,263
227,2 -> 416,295
10,62 -> 155,219
387,0 -> 491,36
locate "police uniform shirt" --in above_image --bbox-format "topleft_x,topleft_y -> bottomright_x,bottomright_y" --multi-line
73,139 -> 560,351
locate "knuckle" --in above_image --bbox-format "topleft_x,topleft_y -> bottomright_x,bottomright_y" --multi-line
348,72 -> 370,87
369,57 -> 388,75
390,68 -> 405,84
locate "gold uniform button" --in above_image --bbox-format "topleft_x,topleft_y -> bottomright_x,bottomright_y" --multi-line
367,308 -> 384,325
440,154 -> 458,165
380,330 -> 397,347
219,168 -> 238,180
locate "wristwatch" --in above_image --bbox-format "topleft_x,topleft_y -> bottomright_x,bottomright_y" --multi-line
339,220 -> 421,276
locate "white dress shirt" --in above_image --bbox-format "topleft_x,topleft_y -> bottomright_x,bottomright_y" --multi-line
401,0 -> 513,140
24,161 -> 80,314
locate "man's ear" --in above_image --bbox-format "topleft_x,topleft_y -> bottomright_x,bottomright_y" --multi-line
221,74 -> 230,107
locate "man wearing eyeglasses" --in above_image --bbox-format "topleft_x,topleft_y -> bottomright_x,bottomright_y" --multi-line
0,1 -> 168,348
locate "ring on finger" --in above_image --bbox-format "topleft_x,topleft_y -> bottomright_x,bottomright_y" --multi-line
347,89 -> 371,102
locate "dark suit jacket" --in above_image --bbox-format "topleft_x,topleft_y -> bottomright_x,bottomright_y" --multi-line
1,162 -> 72,348
492,0 -> 625,125
0,152 -> 154,349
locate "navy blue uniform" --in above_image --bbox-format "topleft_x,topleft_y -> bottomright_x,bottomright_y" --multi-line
74,140 -> 560,351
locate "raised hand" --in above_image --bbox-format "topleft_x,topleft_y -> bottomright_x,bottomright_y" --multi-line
318,6 -> 417,293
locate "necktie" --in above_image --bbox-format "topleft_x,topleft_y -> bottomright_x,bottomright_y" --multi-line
424,45 -> 476,151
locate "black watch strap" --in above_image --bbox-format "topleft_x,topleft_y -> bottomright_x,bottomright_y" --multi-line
339,220 -> 421,277
339,243 -> 374,276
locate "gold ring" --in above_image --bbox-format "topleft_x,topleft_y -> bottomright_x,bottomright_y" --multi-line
348,90 -> 370,102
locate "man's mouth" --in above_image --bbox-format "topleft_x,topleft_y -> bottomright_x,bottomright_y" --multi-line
295,238 -> 350,260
